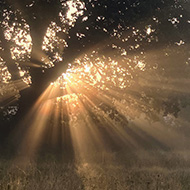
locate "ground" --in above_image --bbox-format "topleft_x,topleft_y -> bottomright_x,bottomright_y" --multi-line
1,150 -> 190,190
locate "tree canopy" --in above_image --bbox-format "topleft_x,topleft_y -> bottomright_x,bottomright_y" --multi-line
1,0 -> 190,143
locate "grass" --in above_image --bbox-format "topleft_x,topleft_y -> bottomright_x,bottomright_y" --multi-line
1,150 -> 190,189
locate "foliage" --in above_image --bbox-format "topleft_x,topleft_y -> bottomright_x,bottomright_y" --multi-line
0,0 -> 190,131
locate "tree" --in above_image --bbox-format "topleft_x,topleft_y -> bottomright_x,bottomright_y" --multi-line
1,0 -> 190,150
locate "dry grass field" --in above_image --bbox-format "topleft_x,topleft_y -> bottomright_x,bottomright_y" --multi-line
1,150 -> 190,190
